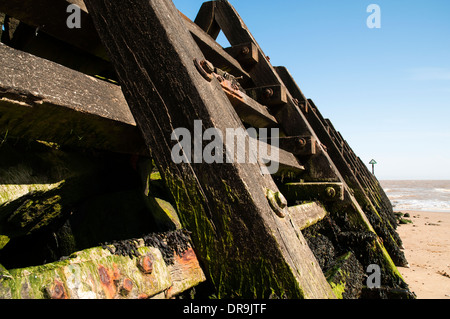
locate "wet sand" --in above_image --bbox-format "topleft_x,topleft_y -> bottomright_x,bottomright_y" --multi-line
396,210 -> 450,299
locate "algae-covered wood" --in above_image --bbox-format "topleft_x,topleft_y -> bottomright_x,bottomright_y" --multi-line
288,202 -> 328,231
0,241 -> 205,299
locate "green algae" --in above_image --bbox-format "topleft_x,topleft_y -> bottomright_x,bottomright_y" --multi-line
325,252 -> 363,299
0,236 -> 10,250
161,167 -> 305,299
1,245 -> 172,299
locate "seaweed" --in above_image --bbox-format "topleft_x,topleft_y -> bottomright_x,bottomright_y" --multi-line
103,229 -> 192,265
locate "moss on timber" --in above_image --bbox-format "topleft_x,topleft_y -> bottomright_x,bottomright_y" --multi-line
161,168 -> 304,299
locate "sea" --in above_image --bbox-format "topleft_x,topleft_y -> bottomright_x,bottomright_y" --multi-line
380,180 -> 450,213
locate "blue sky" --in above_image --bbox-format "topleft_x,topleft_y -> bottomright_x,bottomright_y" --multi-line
173,0 -> 450,180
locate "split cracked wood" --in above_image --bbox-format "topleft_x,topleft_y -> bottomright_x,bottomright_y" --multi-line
84,0 -> 335,299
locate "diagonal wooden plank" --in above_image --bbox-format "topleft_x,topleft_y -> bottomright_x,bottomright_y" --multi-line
193,1 -> 221,40
182,14 -> 251,83
84,0 -> 334,299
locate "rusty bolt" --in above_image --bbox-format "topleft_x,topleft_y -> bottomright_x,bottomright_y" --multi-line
216,75 -> 225,83
276,192 -> 288,210
263,88 -> 274,99
241,46 -> 250,55
193,58 -> 213,82
266,189 -> 287,218
326,187 -> 336,198
137,255 -> 153,274
298,138 -> 307,147
201,59 -> 215,74
119,278 -> 134,296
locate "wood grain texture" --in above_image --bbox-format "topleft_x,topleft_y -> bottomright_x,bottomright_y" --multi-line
0,43 -> 146,155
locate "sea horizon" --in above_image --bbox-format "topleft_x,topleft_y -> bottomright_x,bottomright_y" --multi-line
380,180 -> 450,213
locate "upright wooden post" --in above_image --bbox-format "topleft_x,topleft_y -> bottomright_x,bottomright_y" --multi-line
84,0 -> 334,298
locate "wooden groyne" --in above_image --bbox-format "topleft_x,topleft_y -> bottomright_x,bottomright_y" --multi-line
0,0 -> 413,299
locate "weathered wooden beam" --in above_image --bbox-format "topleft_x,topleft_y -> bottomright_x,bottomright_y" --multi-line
84,0 -> 334,299
261,136 -> 317,157
246,84 -> 288,107
165,247 -> 207,298
0,43 -> 147,155
224,42 -> 259,68
183,15 -> 251,84
288,202 -> 328,231
193,1 -> 221,40
0,241 -> 206,299
0,0 -> 108,60
0,43 -> 266,155
251,138 -> 305,176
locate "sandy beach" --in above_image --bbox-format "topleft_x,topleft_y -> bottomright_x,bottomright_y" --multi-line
396,210 -> 450,299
